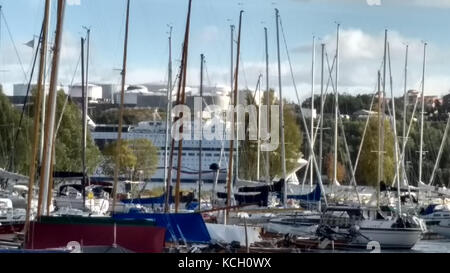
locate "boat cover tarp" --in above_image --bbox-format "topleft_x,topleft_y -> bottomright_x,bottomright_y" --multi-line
113,213 -> 211,244
238,179 -> 284,193
205,223 -> 262,246
288,184 -> 321,202
217,188 -> 269,207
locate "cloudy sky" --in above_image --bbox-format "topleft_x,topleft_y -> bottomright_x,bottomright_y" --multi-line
1,0 -> 450,101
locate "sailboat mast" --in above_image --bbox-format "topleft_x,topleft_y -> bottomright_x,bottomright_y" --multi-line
418,42 -> 427,195
226,10 -> 244,222
24,0 -> 51,238
40,0 -> 52,166
37,0 -> 66,217
174,0 -> 193,213
333,24 -> 340,191
198,54 -> 204,205
256,73 -> 262,181
264,27 -> 270,185
112,0 -> 131,213
163,26 -> 173,212
388,43 -> 401,214
401,45 -> 408,188
310,36 -> 316,190
377,70 -> 382,208
83,26 -> 91,188
319,43 -> 325,174
380,30 -> 387,186
81,37 -> 87,206
275,9 -> 287,206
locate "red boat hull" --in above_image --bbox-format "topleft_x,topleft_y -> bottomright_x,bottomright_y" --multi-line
26,221 -> 166,253
0,222 -> 24,241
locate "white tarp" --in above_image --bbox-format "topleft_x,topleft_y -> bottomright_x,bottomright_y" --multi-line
205,223 -> 262,246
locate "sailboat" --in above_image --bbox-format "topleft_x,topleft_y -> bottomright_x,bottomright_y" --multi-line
24,0 -> 167,253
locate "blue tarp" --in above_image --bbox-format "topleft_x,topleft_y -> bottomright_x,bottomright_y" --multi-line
288,184 -> 321,202
113,213 -> 211,244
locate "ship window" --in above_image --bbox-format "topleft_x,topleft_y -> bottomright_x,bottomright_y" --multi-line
206,154 -> 212,157
435,214 -> 441,217
188,153 -> 195,156
214,153 -> 220,157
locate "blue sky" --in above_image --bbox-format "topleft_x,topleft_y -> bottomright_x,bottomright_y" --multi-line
1,0 -> 450,101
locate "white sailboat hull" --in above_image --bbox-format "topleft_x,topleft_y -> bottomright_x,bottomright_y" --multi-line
350,228 -> 422,249
433,220 -> 450,238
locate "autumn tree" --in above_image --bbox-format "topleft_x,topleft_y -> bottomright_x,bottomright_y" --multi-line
102,139 -> 158,180
324,152 -> 346,183
356,116 -> 395,187
239,90 -> 303,180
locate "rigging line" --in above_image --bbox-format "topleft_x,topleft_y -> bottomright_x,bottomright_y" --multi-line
392,92 -> 421,187
0,10 -> 28,81
9,21 -> 44,172
55,54 -> 81,137
239,54 -> 249,89
278,14 -> 328,206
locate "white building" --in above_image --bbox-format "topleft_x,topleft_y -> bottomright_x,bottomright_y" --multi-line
69,84 -> 103,101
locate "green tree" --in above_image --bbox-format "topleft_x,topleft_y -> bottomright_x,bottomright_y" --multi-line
53,91 -> 102,174
356,116 -> 395,186
128,139 -> 159,180
102,139 -> 159,180
102,140 -> 137,179
239,90 -> 303,180
0,89 -> 31,174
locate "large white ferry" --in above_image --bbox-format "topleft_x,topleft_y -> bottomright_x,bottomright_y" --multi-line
91,120 -> 232,184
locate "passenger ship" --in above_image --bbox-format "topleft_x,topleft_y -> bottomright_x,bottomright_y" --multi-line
91,120 -> 232,184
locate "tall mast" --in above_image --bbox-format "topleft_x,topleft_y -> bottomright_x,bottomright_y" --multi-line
256,73 -> 262,181
24,0 -> 51,238
174,0 -> 193,213
40,0 -> 52,166
163,26 -> 173,212
380,30 -> 387,186
401,45 -> 408,188
418,42 -> 427,194
83,26 -> 91,190
319,43 -> 325,174
198,54 -> 204,205
275,9 -> 287,206
377,70 -> 382,208
264,27 -> 270,185
388,43 -> 401,214
112,0 -> 131,213
310,36 -> 316,190
37,0 -> 66,217
333,24 -> 340,191
81,37 -> 87,206
226,10 -> 244,222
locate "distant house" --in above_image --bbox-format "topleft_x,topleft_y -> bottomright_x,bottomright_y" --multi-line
424,96 -> 442,109
353,109 -> 377,120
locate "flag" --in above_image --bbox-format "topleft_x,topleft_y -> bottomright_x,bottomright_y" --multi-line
24,39 -> 34,49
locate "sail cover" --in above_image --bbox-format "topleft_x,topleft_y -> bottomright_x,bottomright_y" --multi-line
113,213 -> 211,244
288,184 -> 321,202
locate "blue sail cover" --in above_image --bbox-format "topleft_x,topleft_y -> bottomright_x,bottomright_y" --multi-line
113,213 -> 211,244
288,184 -> 321,202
